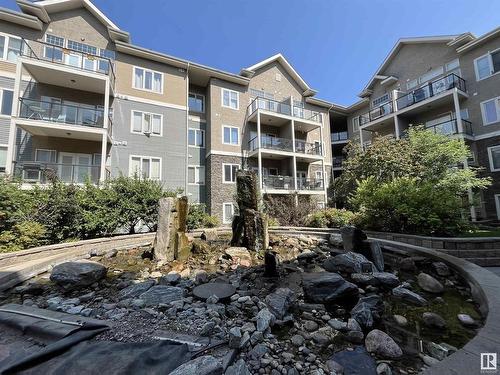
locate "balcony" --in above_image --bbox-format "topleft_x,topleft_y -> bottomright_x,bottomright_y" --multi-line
12,161 -> 106,184
248,136 -> 322,157
425,119 -> 473,137
247,97 -> 322,124
360,101 -> 394,125
332,156 -> 345,169
297,178 -> 324,191
331,131 -> 349,142
295,140 -> 322,156
263,175 -> 294,190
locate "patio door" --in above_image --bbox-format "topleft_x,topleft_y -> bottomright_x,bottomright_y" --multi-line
426,113 -> 453,135
59,152 -> 92,183
296,171 -> 307,189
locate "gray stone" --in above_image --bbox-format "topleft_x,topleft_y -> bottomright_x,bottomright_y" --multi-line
421,354 -> 440,366
206,294 -> 219,304
311,332 -> 330,346
153,197 -> 175,261
373,272 -> 400,287
426,342 -> 457,360
365,329 -> 403,358
393,314 -> 408,326
250,331 -> 263,345
103,249 -> 118,259
345,330 -> 364,344
256,308 -> 275,332
225,359 -> 251,375
119,280 -> 155,299
422,312 -> 447,329
432,262 -> 450,276
325,359 -> 344,374
241,322 -> 256,333
330,347 -> 376,374
169,355 -> 223,375
193,269 -> 209,285
350,302 -> 374,329
248,344 -> 268,360
347,318 -> 362,332
201,229 -> 218,242
377,362 -> 392,375
228,327 -> 242,349
417,273 -> 444,293
457,313 -> 477,327
139,285 -> 184,307
328,318 -> 348,331
323,252 -> 376,274
304,320 -> 319,332
50,261 -> 107,289
369,241 -> 384,271
193,283 -> 236,300
302,272 -> 359,303
328,234 -> 343,248
291,334 -> 305,346
264,288 -> 295,320
159,272 -> 181,285
392,285 -> 427,306
340,226 -> 367,252
200,321 -> 216,336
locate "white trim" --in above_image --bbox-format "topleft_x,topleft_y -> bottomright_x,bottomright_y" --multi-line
188,128 -> 205,148
0,32 -> 23,63
128,154 -> 162,180
187,165 -> 205,185
206,150 -> 242,158
495,194 -> 500,220
188,115 -> 206,123
221,88 -> 239,110
222,163 -> 240,184
115,93 -> 187,111
132,66 -> 164,94
487,145 -> 500,172
480,96 -> 500,126
474,48 -> 500,81
222,202 -> 236,224
475,130 -> 500,141
188,92 -> 205,113
222,125 -> 240,146
130,109 -> 163,136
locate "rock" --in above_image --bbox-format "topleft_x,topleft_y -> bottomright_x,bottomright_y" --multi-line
377,362 -> 392,375
193,269 -> 209,284
426,342 -> 457,360
201,229 -> 218,241
302,272 -> 359,303
139,285 -> 184,307
325,359 -> 344,374
264,288 -> 295,320
422,312 -> 447,329
248,344 -> 268,360
328,318 -> 348,331
392,285 -> 427,306
200,321 -> 216,336
369,241 -> 384,271
153,197 -> 176,261
347,318 -> 362,332
328,234 -> 343,248
264,251 -> 278,277
311,332 -> 330,346
250,331 -> 263,345
297,250 -> 318,262
432,262 -> 450,276
169,355 -> 223,375
193,283 -> 236,300
393,315 -> 408,327
373,272 -> 399,287
350,302 -> 374,329
225,359 -> 251,375
417,273 -> 444,293
291,334 -> 305,346
365,329 -> 403,358
340,226 -> 367,252
345,330 -> 364,344
457,313 -> 477,327
323,252 -> 376,274
228,327 -> 242,349
160,272 -> 181,285
50,261 -> 107,289
104,249 -> 118,259
225,247 -> 252,267
206,295 -> 219,304
256,308 -> 275,332
241,322 -> 256,333
421,354 -> 440,366
399,258 -> 416,272
304,320 -> 319,332
119,280 -> 155,299
330,346 -> 377,375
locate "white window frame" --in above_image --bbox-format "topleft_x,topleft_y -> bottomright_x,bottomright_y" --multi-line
315,170 -> 323,180
487,145 -> 500,172
480,96 -> 500,126
222,202 -> 236,224
188,165 -> 205,185
221,88 -> 239,110
474,49 -> 500,81
0,32 -> 23,62
372,93 -> 390,107
445,58 -> 460,72
352,116 -> 360,132
130,110 -> 163,136
222,125 -> 240,146
128,155 -> 162,180
35,148 -> 57,163
188,92 -> 205,113
222,163 -> 240,184
0,144 -> 7,172
495,194 -> 500,220
188,128 -> 205,148
132,66 -> 164,94
0,88 -> 13,117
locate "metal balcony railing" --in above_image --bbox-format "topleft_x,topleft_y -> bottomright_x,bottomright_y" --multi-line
425,119 -> 473,137
248,97 -> 322,123
19,98 -> 106,128
263,175 -> 294,190
297,178 -> 324,191
295,140 -> 322,156
331,131 -> 348,142
19,38 -> 116,88
359,101 -> 394,125
249,136 -> 293,152
13,161 -> 106,184
332,156 -> 345,168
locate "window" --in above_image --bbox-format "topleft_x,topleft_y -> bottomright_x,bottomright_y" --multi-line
35,149 -> 56,163
223,202 -> 236,224
99,49 -> 115,74
0,146 -> 7,172
131,111 -> 162,135
129,156 -> 161,180
372,93 -> 390,107
0,89 -> 13,116
188,166 -> 205,185
223,125 -> 239,145
223,163 -> 239,183
445,59 -> 460,72
407,79 -> 418,90
460,108 -> 469,120
481,97 -> 500,125
488,146 -> 500,172
352,117 -> 360,132
134,67 -> 163,93
188,93 -> 204,112
419,67 -> 444,84
67,40 -> 97,55
474,50 -> 500,81
315,170 -> 323,180
188,128 -> 204,147
0,34 -> 22,62
44,34 -> 64,62
221,88 -> 239,109
249,88 -> 274,100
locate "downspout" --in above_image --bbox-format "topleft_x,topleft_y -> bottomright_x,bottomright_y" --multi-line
185,63 -> 190,197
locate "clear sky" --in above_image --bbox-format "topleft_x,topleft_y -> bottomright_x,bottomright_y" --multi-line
1,0 -> 499,106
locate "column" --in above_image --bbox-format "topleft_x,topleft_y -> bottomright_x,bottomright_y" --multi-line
100,78 -> 111,182
257,111 -> 263,191
319,119 -> 328,205
291,119 -> 297,191
394,115 -> 400,139
5,61 -> 23,176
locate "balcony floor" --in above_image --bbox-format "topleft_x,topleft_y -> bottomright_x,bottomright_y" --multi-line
16,118 -> 106,142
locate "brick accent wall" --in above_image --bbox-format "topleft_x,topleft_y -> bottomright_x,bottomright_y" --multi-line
476,135 -> 500,220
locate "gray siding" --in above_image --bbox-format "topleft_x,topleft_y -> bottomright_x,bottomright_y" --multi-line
0,76 -> 15,144
110,97 -> 187,192
188,118 -> 206,203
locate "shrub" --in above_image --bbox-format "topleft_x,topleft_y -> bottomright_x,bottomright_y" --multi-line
268,217 -> 280,227
203,215 -> 220,228
0,221 -> 46,252
187,204 -> 219,230
264,195 -> 318,227
306,208 -> 357,228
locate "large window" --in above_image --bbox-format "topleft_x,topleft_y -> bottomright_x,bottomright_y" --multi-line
221,88 -> 239,109
223,125 -> 239,145
223,163 -> 239,183
223,202 -> 236,224
0,34 -> 22,62
352,116 -> 360,132
134,67 -> 163,93
475,50 -> 500,81
188,128 -> 204,147
487,145 -> 500,172
131,111 -> 162,135
35,149 -> 57,163
44,34 -> 64,62
188,165 -> 205,185
188,93 -> 204,113
0,89 -> 13,116
0,146 -> 7,173
129,156 -> 161,180
372,93 -> 390,107
481,97 -> 500,125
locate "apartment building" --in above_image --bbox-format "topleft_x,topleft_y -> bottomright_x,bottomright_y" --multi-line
329,30 -> 500,221
0,0 -> 331,224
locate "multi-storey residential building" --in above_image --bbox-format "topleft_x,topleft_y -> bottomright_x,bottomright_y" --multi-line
0,0 -> 331,224
329,30 -> 500,221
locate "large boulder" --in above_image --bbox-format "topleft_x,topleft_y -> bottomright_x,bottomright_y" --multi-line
422,312 -> 447,329
50,261 -> 107,289
323,252 -> 376,274
417,273 -> 444,293
365,329 -> 403,358
369,241 -> 384,271
264,288 -> 295,320
340,226 -> 367,252
169,355 -> 223,375
139,285 -> 184,307
351,272 -> 399,288
350,295 -> 384,329
225,247 -> 252,267
119,280 -> 155,299
330,346 -> 377,375
392,285 -> 427,306
302,272 -> 359,303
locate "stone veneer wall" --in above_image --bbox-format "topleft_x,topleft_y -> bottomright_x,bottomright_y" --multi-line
475,135 -> 500,220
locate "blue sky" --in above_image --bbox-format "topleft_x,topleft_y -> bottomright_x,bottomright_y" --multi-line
1,0 -> 499,105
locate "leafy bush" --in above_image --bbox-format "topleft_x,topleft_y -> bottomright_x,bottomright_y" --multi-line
187,204 -> 220,230
268,217 -> 279,227
203,215 -> 220,228
306,208 -> 357,228
264,195 -> 318,227
0,221 -> 46,252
